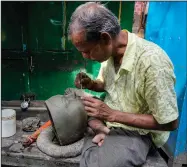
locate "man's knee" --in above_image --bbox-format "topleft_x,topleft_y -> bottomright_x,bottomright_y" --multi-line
80,145 -> 146,167
80,146 -> 99,167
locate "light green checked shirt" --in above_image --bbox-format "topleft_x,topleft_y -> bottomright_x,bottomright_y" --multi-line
97,31 -> 179,147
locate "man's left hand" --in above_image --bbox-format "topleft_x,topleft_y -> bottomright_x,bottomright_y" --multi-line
82,96 -> 115,122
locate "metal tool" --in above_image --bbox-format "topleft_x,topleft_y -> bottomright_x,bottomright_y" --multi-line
80,59 -> 86,90
22,120 -> 51,147
80,68 -> 83,90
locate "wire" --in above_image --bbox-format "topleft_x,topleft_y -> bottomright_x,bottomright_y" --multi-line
118,1 -> 122,24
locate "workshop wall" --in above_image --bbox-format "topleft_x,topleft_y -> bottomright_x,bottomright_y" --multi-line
1,2 -> 29,100
1,1 -> 134,100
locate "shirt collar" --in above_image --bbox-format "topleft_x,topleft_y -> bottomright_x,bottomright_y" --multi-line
120,31 -> 136,72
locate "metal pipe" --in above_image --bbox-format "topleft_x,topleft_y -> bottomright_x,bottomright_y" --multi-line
62,1 -> 66,50
22,72 -> 30,93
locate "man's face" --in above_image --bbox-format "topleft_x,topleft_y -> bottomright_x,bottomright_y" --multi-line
71,31 -> 112,63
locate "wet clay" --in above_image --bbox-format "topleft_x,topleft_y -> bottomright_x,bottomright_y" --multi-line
22,117 -> 41,132
45,88 -> 88,146
37,126 -> 84,158
37,88 -> 90,158
9,143 -> 24,153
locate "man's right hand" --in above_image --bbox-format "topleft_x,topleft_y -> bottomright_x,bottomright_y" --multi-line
75,72 -> 93,89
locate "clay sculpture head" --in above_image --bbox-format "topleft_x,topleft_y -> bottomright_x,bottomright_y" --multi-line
45,91 -> 87,146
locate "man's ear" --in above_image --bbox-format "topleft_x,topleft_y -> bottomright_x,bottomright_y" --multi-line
100,32 -> 112,45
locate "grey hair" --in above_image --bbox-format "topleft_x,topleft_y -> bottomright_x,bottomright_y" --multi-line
68,2 -> 121,42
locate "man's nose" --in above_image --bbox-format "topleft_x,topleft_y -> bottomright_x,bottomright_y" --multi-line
82,53 -> 90,59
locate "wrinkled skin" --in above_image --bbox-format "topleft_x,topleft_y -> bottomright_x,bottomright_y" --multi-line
71,31 -> 114,63
82,96 -> 115,122
74,72 -> 93,89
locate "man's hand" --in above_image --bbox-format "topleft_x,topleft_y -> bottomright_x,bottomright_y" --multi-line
88,119 -> 110,134
82,96 -> 115,122
75,72 -> 93,89
74,72 -> 105,92
88,119 -> 110,147
92,133 -> 106,147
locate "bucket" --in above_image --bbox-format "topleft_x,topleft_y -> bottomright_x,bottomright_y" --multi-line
2,109 -> 16,137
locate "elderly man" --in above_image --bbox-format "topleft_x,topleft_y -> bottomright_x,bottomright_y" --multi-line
68,2 -> 178,167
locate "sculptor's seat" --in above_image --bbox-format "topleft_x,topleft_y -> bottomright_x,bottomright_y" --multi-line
143,149 -> 168,167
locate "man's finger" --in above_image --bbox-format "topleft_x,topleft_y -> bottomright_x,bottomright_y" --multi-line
81,73 -> 89,78
74,81 -> 81,88
81,78 -> 90,85
78,72 -> 88,79
85,106 -> 97,113
92,133 -> 105,144
87,112 -> 96,117
83,100 -> 96,108
92,135 -> 100,144
82,96 -> 98,103
98,139 -> 104,147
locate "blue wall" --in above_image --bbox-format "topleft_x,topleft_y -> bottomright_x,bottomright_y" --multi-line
145,2 -> 187,157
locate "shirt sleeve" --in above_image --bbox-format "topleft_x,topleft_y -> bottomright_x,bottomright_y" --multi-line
144,56 -> 179,124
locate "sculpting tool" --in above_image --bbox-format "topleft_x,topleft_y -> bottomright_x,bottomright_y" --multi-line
80,68 -> 83,90
80,59 -> 86,90
22,120 -> 51,147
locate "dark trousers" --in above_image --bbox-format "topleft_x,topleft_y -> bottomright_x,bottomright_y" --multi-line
80,128 -> 153,167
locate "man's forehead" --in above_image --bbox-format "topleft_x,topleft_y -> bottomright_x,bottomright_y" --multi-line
71,31 -> 96,51
71,30 -> 86,45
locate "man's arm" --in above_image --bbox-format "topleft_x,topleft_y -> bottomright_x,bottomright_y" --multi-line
111,110 -> 178,131
82,96 -> 178,132
88,118 -> 110,134
89,80 -> 105,92
74,73 -> 105,92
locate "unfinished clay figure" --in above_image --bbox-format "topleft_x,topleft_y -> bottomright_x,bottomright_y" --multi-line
37,88 -> 89,158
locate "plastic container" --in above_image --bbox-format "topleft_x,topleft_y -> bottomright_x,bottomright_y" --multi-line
2,109 -> 16,137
